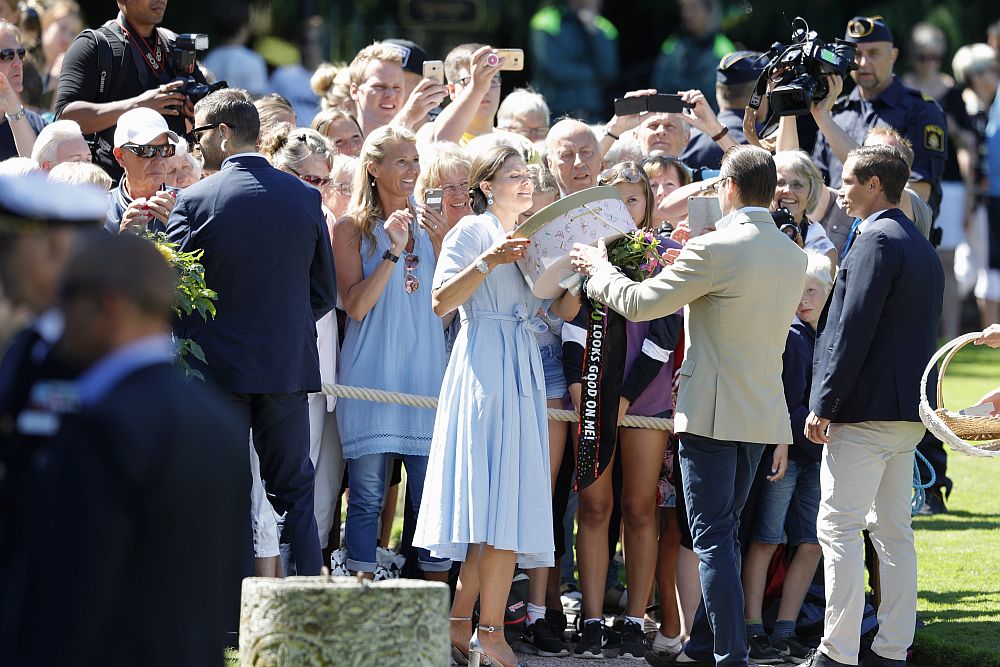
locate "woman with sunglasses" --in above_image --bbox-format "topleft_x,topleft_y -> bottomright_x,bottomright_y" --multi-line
414,145 -> 578,667
332,125 -> 450,582
771,150 -> 838,270
561,161 -> 683,659
0,21 -> 44,161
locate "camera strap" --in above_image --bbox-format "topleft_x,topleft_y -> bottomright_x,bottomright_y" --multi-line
747,68 -> 781,140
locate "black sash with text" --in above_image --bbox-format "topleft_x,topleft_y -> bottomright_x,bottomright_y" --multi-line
575,298 -> 626,492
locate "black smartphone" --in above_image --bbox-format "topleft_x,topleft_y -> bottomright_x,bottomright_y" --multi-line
645,94 -> 692,114
613,97 -> 648,116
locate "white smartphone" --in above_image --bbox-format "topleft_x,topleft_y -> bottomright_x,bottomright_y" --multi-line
687,196 -> 722,234
422,60 -> 444,85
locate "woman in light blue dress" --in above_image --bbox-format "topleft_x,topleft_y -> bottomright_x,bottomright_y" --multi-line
332,125 -> 450,580
414,145 -> 578,667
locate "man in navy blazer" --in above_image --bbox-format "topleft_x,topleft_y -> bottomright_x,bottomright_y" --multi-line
804,145 -> 943,667
167,89 -> 337,575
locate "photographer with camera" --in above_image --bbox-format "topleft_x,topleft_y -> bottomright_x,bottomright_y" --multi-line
811,16 -> 947,227
54,0 -> 216,181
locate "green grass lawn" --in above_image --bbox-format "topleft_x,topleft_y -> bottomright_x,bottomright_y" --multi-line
913,343 -> 1000,667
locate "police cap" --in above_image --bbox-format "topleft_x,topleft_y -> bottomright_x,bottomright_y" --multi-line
845,16 -> 895,44
0,174 -> 108,233
717,51 -> 768,85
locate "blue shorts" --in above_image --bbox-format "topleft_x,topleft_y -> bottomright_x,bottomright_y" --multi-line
751,458 -> 820,546
539,343 -> 567,400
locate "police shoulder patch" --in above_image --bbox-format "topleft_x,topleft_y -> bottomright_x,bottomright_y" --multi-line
924,124 -> 944,152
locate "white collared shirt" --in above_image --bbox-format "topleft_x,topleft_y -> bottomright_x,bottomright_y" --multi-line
857,208 -> 890,234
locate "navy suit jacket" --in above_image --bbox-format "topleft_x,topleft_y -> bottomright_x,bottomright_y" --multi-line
166,155 -> 337,393
810,208 -> 943,423
12,361 -> 248,666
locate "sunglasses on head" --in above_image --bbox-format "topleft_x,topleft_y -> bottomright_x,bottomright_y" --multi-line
122,143 -> 176,159
598,166 -> 644,186
290,167 -> 331,188
0,48 -> 25,62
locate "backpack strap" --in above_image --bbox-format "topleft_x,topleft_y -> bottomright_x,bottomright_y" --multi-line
84,21 -> 127,104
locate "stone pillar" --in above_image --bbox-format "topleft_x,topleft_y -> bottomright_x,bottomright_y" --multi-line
239,576 -> 449,666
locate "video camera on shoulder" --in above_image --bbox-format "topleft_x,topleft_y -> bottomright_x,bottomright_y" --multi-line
170,33 -> 226,103
758,17 -> 858,117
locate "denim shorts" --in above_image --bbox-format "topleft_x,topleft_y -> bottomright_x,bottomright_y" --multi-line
751,458 -> 821,546
539,343 -> 567,400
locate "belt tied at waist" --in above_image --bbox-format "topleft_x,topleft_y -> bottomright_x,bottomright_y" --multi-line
461,304 -> 546,397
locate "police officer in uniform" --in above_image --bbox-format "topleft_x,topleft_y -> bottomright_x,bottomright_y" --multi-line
812,16 -> 948,227
682,50 -> 769,171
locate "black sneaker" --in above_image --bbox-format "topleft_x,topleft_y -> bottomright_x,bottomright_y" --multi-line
522,618 -> 570,657
547,608 -> 569,635
748,634 -> 784,664
773,635 -> 814,664
919,488 -> 947,515
573,620 -> 620,659
618,620 -> 650,659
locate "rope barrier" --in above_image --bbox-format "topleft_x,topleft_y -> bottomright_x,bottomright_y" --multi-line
321,383 -> 675,432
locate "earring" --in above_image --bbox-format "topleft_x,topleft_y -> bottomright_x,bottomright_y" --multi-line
486,194 -> 494,205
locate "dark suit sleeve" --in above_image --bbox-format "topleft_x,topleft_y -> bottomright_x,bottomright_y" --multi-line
309,209 -> 337,322
810,230 -> 898,420
165,194 -> 192,249
782,330 -> 814,454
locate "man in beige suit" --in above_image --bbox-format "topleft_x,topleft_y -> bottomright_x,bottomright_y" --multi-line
571,145 -> 807,667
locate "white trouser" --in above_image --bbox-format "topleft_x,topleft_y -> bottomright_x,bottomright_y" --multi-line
308,394 -> 346,549
250,398 -> 346,556
818,420 -> 926,665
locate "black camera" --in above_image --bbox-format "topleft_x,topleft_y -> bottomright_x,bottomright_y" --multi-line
772,207 -> 801,241
765,17 -> 858,117
169,33 -> 227,103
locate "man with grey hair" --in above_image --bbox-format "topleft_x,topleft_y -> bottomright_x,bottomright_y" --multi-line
30,119 -> 92,171
546,118 -> 603,195
497,88 -> 551,143
169,88 -> 337,577
571,145 -> 807,667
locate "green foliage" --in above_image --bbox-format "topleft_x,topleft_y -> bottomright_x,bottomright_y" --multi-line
141,231 -> 216,380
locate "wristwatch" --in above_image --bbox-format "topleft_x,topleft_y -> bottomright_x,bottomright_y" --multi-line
5,106 -> 25,122
382,249 -> 400,263
475,258 -> 491,274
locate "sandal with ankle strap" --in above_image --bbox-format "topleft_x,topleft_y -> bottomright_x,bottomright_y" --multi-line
468,624 -> 524,667
450,617 -> 472,665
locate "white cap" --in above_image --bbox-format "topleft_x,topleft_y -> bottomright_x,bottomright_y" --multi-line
113,108 -> 180,148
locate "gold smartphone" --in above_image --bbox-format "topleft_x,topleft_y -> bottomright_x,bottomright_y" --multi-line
495,49 -> 524,71
422,60 -> 444,84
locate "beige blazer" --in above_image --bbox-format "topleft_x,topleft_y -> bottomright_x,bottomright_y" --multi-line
586,208 -> 807,444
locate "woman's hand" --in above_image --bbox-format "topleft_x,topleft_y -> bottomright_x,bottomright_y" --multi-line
669,222 -> 692,246
416,203 -> 448,255
480,232 -> 529,269
383,209 -> 413,254
767,444 -> 789,482
617,397 -> 631,426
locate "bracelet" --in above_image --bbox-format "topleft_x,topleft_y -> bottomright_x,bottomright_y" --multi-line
382,249 -> 400,263
5,106 -> 25,122
711,125 -> 729,142
604,126 -> 620,141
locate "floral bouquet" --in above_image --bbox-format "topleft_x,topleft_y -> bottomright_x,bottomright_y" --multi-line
606,230 -> 669,282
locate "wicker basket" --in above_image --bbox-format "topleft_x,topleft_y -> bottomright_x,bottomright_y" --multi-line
919,333 -> 1000,457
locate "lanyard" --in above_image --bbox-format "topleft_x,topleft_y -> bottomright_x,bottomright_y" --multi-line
116,19 -> 166,78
